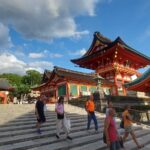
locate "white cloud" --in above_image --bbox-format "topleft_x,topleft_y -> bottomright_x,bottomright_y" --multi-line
0,23 -> 12,48
0,53 -> 26,74
29,53 -> 44,58
28,61 -> 53,68
49,53 -> 63,58
0,0 -> 100,41
69,48 -> 87,56
29,51 -> 63,58
0,52 -> 53,74
27,61 -> 53,73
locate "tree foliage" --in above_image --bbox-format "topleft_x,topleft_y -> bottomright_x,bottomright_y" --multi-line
0,70 -> 42,98
0,73 -> 22,86
22,70 -> 42,86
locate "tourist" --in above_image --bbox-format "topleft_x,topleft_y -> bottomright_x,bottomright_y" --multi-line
106,100 -> 113,117
106,101 -> 124,148
104,108 -> 121,150
85,94 -> 98,132
35,95 -> 47,134
122,105 -> 144,149
55,96 -> 72,140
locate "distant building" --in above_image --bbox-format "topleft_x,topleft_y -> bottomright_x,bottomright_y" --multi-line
0,78 -> 14,104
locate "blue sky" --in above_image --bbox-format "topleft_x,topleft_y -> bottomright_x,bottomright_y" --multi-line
0,0 -> 149,75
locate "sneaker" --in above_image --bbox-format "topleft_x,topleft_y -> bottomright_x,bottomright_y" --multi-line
67,136 -> 72,140
56,134 -> 60,139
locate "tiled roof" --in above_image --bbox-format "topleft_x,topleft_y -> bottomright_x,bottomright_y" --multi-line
53,66 -> 112,85
124,67 -> 150,88
81,32 -> 111,58
71,32 -> 150,64
42,70 -> 52,83
0,78 -> 14,91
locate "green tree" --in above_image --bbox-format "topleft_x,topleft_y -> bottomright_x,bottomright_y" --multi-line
0,73 -> 22,86
22,70 -> 42,86
0,70 -> 42,99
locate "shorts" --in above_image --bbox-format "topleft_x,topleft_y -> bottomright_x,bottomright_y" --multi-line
124,125 -> 133,133
37,116 -> 46,123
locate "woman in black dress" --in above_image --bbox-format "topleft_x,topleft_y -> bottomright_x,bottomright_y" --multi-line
35,95 -> 47,134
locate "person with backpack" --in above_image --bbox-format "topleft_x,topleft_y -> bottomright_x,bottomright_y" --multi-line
55,96 -> 72,140
122,105 -> 144,149
85,94 -> 98,132
104,108 -> 121,150
35,95 -> 47,134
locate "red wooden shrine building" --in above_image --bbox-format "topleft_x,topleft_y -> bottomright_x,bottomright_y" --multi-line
32,66 -> 113,102
71,32 -> 150,96
32,32 -> 150,102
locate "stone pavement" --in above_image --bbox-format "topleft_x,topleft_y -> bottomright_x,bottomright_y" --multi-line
0,104 -> 150,150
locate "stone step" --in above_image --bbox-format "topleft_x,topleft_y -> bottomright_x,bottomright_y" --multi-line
0,128 -> 101,150
0,120 -> 104,146
0,104 -> 149,150
70,140 -> 104,150
0,116 -> 103,133
0,119 -> 103,138
27,134 -> 102,150
69,128 -> 150,150
27,128 -> 150,150
125,134 -> 150,150
0,115 -> 95,128
0,121 -> 142,150
143,143 -> 150,150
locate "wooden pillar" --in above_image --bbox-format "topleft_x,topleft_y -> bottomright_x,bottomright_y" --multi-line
77,84 -> 80,97
114,74 -> 118,95
66,82 -> 69,101
122,74 -> 127,96
0,92 -> 7,104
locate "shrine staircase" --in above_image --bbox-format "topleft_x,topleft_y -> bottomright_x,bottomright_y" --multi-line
0,104 -> 150,150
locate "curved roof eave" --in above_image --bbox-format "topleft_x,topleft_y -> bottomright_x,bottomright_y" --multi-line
124,67 -> 150,88
71,36 -> 150,64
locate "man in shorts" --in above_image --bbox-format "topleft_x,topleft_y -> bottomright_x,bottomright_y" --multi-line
35,95 -> 47,134
122,105 -> 144,149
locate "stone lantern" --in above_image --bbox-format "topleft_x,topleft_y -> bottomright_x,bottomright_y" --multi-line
93,73 -> 105,112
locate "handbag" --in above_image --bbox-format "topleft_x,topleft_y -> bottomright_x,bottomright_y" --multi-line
64,116 -> 71,132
